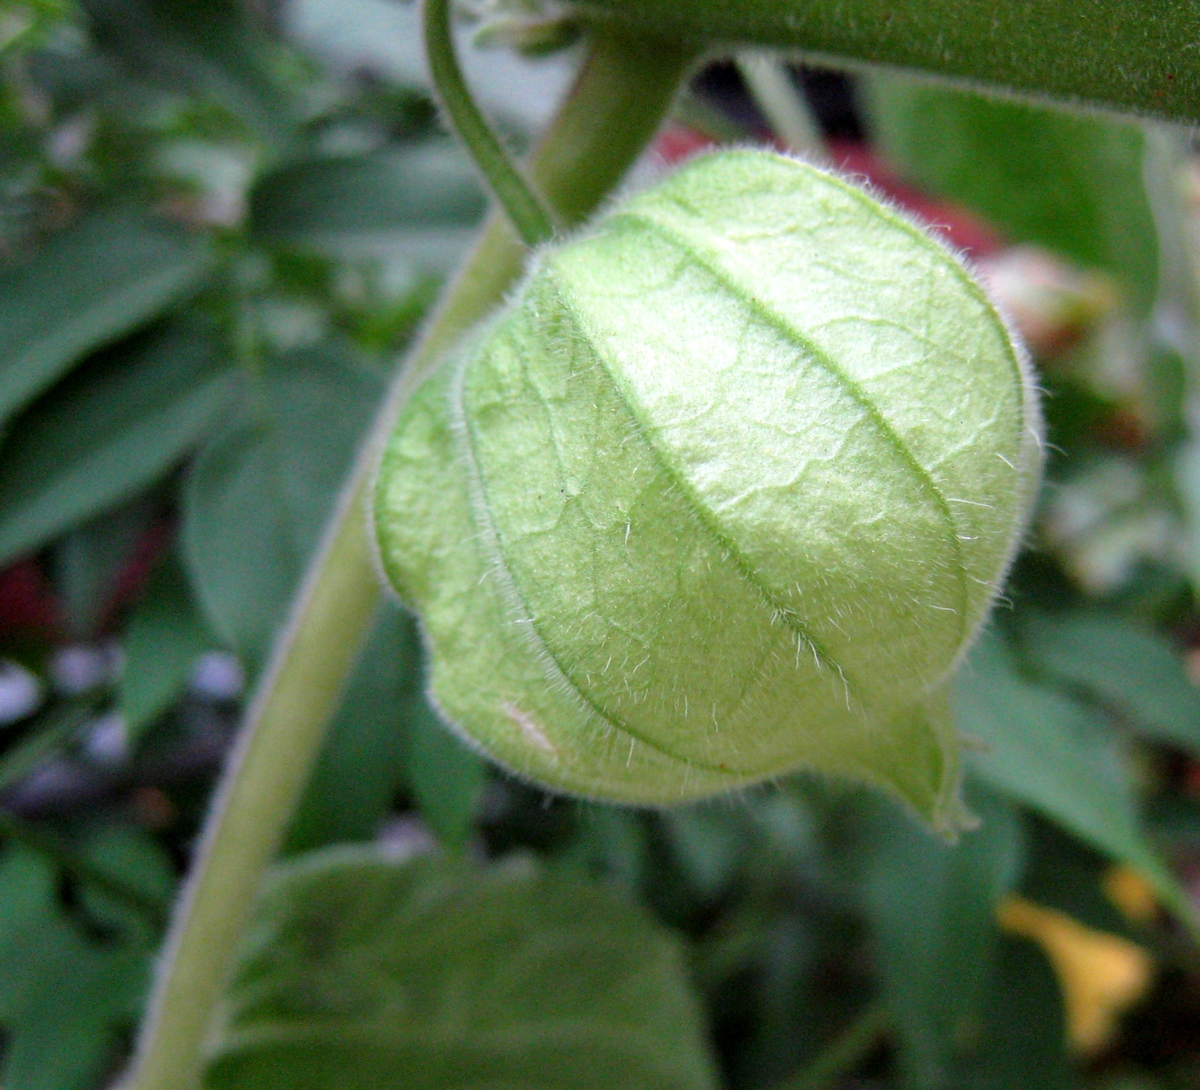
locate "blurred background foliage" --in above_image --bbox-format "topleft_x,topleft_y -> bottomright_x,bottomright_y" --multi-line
3,2 -> 1200,1088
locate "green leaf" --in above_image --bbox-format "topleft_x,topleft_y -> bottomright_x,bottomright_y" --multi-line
119,545 -> 214,743
863,781 -> 1024,1090
51,494 -> 156,639
79,0 -> 296,143
662,806 -> 747,901
250,143 -> 485,264
0,826 -> 172,1090
865,76 -> 1159,315
0,700 -> 96,796
183,339 -> 383,662
1018,817 -> 1136,941
375,148 -> 1039,820
954,632 -> 1189,923
0,320 -> 230,569
287,597 -> 487,853
285,602 -> 417,854
562,804 -> 648,892
400,692 -> 487,850
1020,610 -> 1200,759
964,935 -> 1076,1090
206,849 -> 721,1090
566,1 -> 1200,123
0,207 -> 214,427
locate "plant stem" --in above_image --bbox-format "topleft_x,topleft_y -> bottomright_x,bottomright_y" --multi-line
735,51 -> 826,158
123,29 -> 693,1090
773,1002 -> 890,1090
423,0 -> 556,248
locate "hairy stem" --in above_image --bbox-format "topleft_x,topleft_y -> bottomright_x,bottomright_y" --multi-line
423,0 -> 555,247
123,29 -> 693,1090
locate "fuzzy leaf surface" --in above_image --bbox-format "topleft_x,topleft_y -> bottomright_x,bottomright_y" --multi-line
205,849 -> 720,1090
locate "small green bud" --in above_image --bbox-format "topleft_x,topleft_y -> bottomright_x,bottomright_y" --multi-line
374,150 -> 1041,831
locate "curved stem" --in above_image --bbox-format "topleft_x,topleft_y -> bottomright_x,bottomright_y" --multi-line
424,0 -> 556,248
123,29 -> 693,1090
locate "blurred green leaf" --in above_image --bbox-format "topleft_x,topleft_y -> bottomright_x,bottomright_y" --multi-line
119,545 -> 213,743
79,0 -> 296,143
288,596 -> 486,854
0,0 -> 73,56
248,143 -> 482,277
0,825 -> 172,1090
207,848 -> 721,1090
863,781 -> 1024,1090
400,691 -> 487,850
0,319 -> 230,569
182,339 -> 382,662
965,935 -> 1077,1090
1020,610 -> 1200,758
1148,792 -> 1200,854
250,143 -> 484,268
662,806 -> 746,902
865,77 -> 1158,315
0,700 -> 96,795
955,633 -> 1189,923
1018,817 -> 1136,941
563,804 -> 648,892
0,207 -> 215,426
285,601 -> 417,854
50,494 -> 155,639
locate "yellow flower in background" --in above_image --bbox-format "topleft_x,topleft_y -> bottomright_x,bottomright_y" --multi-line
998,894 -> 1154,1055
1104,865 -> 1158,926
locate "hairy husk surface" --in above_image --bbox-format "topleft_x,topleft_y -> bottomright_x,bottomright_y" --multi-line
374,150 -> 1041,829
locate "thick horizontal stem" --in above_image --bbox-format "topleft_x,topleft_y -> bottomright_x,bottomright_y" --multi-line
569,0 -> 1200,122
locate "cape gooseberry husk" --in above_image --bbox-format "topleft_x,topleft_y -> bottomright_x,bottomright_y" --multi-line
374,149 -> 1042,832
